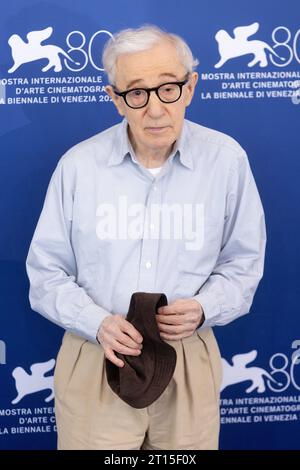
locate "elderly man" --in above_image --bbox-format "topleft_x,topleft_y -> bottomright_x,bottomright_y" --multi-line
26,25 -> 266,450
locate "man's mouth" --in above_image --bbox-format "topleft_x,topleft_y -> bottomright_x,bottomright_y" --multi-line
145,126 -> 169,133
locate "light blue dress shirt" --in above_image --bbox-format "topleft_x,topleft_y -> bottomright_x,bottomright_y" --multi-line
26,118 -> 266,343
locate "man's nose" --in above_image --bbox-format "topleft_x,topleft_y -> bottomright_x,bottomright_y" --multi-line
146,91 -> 165,118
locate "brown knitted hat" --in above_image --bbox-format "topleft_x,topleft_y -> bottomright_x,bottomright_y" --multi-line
105,292 -> 177,408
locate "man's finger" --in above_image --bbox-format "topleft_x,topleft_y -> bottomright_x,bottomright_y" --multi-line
160,331 -> 194,341
118,332 -> 143,350
156,314 -> 183,325
157,304 -> 186,315
157,322 -> 194,334
157,305 -> 175,315
122,320 -> 143,344
111,339 -> 142,357
105,348 -> 124,368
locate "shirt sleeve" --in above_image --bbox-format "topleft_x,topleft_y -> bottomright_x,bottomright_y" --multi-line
193,150 -> 267,328
26,157 -> 111,343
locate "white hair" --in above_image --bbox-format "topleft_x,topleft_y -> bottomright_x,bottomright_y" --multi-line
102,25 -> 199,85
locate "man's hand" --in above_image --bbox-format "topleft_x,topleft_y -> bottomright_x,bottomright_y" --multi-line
156,298 -> 204,341
97,314 -> 143,368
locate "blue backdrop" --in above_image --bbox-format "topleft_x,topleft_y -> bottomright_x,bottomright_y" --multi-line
1,0 -> 300,450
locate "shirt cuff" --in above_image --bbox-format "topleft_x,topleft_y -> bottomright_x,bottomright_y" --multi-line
192,291 -> 223,329
73,303 -> 111,344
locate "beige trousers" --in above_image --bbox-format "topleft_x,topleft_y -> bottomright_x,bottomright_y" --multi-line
54,327 -> 222,450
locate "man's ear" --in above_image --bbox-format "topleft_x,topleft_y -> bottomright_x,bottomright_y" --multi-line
184,72 -> 198,107
105,85 -> 125,116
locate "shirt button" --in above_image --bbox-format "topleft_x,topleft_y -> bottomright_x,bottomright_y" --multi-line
150,224 -> 155,231
145,261 -> 152,269
153,185 -> 158,191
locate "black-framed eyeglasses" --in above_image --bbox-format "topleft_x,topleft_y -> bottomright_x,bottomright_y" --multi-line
113,74 -> 190,109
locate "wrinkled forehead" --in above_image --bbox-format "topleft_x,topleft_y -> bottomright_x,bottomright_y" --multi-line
114,40 -> 186,88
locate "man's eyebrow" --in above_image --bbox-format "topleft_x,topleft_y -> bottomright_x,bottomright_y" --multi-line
125,79 -> 145,89
125,73 -> 180,89
158,73 -> 179,80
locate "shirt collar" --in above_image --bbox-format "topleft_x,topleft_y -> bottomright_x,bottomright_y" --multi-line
107,118 -> 194,170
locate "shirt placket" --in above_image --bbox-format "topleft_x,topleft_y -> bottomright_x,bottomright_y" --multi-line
137,177 -> 161,292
